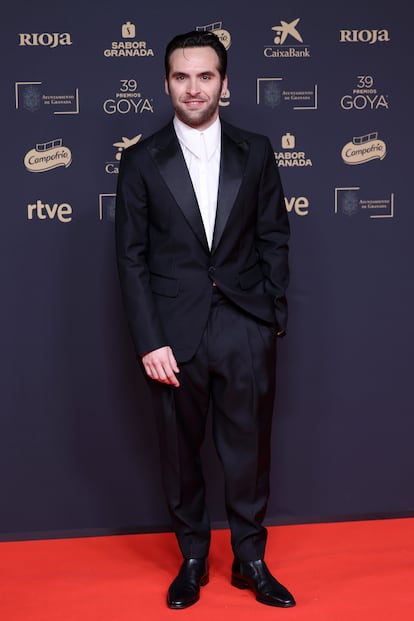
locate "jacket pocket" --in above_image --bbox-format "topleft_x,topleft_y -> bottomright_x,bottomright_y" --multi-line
238,263 -> 263,290
150,273 -> 179,297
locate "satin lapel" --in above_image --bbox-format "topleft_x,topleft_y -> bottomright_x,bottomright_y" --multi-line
212,128 -> 249,254
148,126 -> 209,252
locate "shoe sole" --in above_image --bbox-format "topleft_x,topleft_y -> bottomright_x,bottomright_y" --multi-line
167,595 -> 200,610
167,575 -> 209,609
231,575 -> 296,608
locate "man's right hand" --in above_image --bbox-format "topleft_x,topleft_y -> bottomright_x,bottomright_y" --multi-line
141,346 -> 180,387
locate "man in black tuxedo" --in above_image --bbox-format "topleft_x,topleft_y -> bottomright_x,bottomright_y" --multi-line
115,31 -> 295,610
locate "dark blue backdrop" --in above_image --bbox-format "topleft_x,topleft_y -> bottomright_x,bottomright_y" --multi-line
1,0 -> 413,541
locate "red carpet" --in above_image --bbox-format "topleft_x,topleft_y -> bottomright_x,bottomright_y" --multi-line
1,518 -> 413,620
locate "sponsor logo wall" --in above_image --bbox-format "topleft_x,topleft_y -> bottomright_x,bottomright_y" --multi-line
12,15 -> 398,226
3,2 -> 411,540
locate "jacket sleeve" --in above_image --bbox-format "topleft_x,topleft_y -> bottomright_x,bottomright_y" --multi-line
115,147 -> 168,357
255,137 -> 290,334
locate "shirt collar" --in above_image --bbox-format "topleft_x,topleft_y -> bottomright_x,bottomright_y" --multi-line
173,116 -> 221,160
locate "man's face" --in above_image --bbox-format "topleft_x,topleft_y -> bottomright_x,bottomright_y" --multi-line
165,46 -> 227,130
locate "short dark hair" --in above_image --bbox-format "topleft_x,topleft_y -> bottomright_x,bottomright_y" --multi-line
164,30 -> 227,81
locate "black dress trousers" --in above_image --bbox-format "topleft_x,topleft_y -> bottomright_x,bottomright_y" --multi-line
147,288 -> 277,561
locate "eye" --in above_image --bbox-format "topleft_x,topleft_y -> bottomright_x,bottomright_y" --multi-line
201,74 -> 211,80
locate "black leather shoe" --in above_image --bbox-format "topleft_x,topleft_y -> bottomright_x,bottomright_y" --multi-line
167,558 -> 209,609
231,559 -> 296,607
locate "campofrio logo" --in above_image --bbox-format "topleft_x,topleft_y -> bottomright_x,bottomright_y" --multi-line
24,139 -> 72,172
341,132 -> 386,165
195,21 -> 231,49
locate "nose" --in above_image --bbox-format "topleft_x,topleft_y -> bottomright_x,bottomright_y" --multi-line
187,77 -> 200,95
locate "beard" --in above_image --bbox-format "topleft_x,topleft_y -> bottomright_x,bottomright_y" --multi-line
170,81 -> 223,129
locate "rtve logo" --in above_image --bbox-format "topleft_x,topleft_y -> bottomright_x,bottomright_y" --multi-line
285,196 -> 309,216
27,200 -> 72,222
18,33 -> 72,48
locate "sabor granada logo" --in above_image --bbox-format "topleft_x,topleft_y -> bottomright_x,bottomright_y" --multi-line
104,22 -> 154,57
275,132 -> 313,168
341,132 -> 386,165
24,139 -> 72,172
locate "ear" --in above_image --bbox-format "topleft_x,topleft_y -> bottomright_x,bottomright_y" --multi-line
165,78 -> 170,96
221,75 -> 228,96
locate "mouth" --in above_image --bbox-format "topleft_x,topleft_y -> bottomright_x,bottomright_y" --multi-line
183,99 -> 207,107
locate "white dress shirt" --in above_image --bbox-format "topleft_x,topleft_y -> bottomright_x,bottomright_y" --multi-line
173,116 -> 221,249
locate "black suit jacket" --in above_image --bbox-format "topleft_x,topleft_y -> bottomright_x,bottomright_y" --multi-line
115,120 -> 290,362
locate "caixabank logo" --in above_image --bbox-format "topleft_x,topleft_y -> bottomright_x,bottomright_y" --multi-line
341,132 -> 386,165
103,21 -> 154,57
18,32 -> 72,48
264,18 -> 310,58
335,187 -> 395,219
105,134 -> 142,174
24,139 -> 72,172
